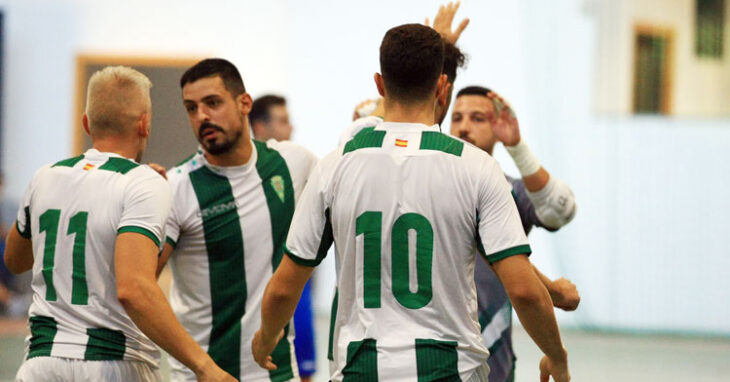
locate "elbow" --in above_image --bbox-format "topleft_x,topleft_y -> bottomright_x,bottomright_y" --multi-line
266,283 -> 298,306
536,199 -> 577,230
507,284 -> 551,310
116,279 -> 146,310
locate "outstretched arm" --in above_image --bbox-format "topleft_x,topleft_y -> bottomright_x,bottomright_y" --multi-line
491,254 -> 570,382
532,264 -> 580,311
490,91 -> 577,228
116,232 -> 236,382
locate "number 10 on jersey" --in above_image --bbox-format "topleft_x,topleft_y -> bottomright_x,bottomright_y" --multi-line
356,211 -> 434,310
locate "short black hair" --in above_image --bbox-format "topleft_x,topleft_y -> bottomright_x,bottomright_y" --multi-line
180,58 -> 246,96
456,85 -> 492,98
250,95 -> 286,125
380,24 -> 445,104
443,41 -> 466,84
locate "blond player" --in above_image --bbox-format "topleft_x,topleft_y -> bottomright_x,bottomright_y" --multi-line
3,66 -> 235,381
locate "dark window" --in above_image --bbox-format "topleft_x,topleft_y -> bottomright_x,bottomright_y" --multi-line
633,33 -> 669,114
696,0 -> 725,58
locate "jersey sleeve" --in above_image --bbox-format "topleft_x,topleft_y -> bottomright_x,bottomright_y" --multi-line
14,168 -> 43,239
162,171 -> 183,248
477,160 -> 531,264
284,152 -> 337,267
117,169 -> 172,249
271,140 -> 319,203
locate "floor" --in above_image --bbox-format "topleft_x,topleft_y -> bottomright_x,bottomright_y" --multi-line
2,316 -> 729,381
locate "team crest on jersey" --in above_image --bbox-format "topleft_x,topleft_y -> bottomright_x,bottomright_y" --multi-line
83,163 -> 94,171
270,175 -> 286,202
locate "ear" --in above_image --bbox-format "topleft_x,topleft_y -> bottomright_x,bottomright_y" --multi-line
237,92 -> 253,115
82,114 -> 91,136
435,74 -> 449,106
374,73 -> 386,97
138,112 -> 151,138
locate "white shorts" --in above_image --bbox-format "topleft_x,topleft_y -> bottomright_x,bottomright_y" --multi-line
16,356 -> 161,382
465,363 -> 491,382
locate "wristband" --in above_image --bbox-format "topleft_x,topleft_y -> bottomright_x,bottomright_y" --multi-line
504,140 -> 541,176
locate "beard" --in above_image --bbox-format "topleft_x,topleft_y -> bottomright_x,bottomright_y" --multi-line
198,122 -> 243,155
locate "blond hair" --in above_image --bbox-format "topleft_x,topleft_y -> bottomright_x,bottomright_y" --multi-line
85,66 -> 152,136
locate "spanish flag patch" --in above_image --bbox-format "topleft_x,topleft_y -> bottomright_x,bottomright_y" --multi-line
83,163 -> 94,171
395,139 -> 408,147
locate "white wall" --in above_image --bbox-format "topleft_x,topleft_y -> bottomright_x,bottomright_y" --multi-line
1,0 -> 729,336
595,0 -> 730,115
0,0 -> 291,199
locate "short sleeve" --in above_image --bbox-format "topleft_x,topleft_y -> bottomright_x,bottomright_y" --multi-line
284,152 -> 337,267
164,195 -> 181,248
117,170 -> 172,249
476,160 -> 531,264
15,171 -> 38,239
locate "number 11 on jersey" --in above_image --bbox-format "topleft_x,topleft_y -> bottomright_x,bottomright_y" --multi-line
39,209 -> 89,305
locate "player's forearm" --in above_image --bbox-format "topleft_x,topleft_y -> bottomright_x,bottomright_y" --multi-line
3,225 -> 34,274
118,277 -> 217,376
504,139 -> 550,192
509,276 -> 567,363
532,264 -> 553,293
522,167 -> 550,192
260,277 -> 302,341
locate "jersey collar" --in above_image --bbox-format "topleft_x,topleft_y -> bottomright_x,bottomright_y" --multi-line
196,141 -> 258,178
375,121 -> 441,133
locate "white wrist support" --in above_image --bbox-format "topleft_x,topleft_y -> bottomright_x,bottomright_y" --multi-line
505,140 -> 541,177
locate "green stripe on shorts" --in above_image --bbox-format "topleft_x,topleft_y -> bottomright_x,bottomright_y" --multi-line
85,328 -> 126,360
342,338 -> 378,381
28,316 -> 57,359
416,338 -> 461,381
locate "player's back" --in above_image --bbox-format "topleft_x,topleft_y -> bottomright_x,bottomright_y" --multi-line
324,122 -> 528,381
16,148 -> 169,366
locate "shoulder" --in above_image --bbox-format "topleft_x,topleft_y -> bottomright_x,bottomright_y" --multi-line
256,140 -> 318,179
263,139 -> 317,162
126,164 -> 170,193
167,151 -> 205,186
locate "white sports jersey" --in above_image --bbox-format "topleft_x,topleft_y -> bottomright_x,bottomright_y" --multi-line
165,139 -> 317,382
286,122 -> 531,381
15,148 -> 170,368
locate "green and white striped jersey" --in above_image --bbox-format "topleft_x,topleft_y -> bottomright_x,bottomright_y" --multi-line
165,139 -> 317,382
15,148 -> 171,367
286,122 -> 531,381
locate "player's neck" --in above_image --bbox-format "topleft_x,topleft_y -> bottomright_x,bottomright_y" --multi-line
382,98 -> 436,126
204,138 -> 253,167
91,139 -> 140,162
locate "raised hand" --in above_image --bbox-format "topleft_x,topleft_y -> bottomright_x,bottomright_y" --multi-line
425,2 -> 470,45
488,91 -> 521,147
